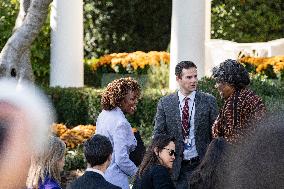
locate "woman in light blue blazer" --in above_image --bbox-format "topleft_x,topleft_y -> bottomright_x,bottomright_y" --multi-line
96,77 -> 141,189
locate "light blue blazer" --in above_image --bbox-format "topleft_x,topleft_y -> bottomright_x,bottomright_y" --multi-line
96,107 -> 138,189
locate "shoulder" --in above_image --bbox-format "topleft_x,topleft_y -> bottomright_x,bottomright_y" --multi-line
150,164 -> 170,176
197,91 -> 215,99
105,181 -> 122,189
196,91 -> 216,102
159,93 -> 177,103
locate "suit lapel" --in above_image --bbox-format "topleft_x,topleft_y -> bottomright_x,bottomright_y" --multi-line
194,92 -> 201,132
173,92 -> 183,138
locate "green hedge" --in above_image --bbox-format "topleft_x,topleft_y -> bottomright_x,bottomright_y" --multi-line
45,87 -> 103,126
83,0 -> 172,58
45,77 -> 284,143
211,0 -> 284,42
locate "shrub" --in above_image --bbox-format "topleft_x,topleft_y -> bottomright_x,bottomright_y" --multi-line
64,145 -> 86,171
84,59 -> 102,87
45,87 -> 103,126
211,0 -> 284,42
0,0 -> 18,49
83,0 -> 172,58
146,61 -> 170,89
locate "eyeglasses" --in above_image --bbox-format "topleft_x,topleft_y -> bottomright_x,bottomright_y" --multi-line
163,148 -> 176,157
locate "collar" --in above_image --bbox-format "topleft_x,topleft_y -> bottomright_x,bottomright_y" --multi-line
86,168 -> 105,178
178,90 -> 196,102
113,107 -> 126,117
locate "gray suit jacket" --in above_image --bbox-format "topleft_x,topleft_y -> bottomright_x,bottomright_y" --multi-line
153,91 -> 218,180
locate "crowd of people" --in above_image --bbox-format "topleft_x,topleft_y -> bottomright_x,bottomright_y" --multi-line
0,58 -> 282,189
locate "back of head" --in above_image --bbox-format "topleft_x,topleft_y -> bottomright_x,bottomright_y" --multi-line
224,112 -> 284,188
84,134 -> 113,167
190,137 -> 231,189
0,79 -> 54,189
175,61 -> 197,77
212,59 -> 250,89
26,135 -> 66,188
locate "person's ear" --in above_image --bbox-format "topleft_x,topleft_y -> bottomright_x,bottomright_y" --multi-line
108,153 -> 112,162
176,75 -> 180,82
154,147 -> 159,156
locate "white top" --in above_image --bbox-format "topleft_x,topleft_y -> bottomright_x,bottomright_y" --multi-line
96,107 -> 137,189
178,91 -> 198,159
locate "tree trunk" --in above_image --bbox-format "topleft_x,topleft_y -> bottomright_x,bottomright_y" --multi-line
0,0 -> 52,81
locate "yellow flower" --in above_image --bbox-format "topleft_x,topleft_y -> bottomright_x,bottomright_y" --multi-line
90,51 -> 170,73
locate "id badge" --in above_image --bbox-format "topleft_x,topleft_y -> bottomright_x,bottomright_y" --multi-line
184,137 -> 192,149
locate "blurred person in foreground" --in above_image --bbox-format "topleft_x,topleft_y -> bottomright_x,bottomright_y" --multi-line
26,136 -> 66,189
96,77 -> 141,189
67,134 -> 121,189
225,112 -> 284,189
133,134 -> 176,189
0,79 -> 54,189
189,137 -> 231,189
212,59 -> 266,143
189,112 -> 284,189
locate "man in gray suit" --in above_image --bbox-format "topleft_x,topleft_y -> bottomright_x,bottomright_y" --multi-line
153,61 -> 218,189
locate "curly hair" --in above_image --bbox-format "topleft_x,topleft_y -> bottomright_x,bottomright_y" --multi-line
101,77 -> 141,110
212,59 -> 250,89
136,134 -> 175,178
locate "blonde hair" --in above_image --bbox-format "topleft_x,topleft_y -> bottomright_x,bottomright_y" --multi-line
26,136 -> 66,189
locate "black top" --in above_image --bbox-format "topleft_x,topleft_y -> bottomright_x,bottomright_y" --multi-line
67,171 -> 121,189
133,164 -> 175,189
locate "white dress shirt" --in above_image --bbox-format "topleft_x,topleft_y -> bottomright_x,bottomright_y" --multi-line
178,91 -> 198,159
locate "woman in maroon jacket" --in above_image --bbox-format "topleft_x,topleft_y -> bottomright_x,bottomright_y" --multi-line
212,59 -> 266,143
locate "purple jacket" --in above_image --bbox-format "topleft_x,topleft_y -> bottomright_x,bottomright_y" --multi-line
96,107 -> 138,189
39,177 -> 61,189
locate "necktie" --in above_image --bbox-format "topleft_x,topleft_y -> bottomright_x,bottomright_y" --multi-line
182,97 -> 190,139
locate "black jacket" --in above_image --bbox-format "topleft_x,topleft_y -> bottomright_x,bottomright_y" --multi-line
133,164 -> 175,189
67,171 -> 121,189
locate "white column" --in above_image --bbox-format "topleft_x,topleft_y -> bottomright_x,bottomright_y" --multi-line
169,0 -> 211,90
50,0 -> 84,87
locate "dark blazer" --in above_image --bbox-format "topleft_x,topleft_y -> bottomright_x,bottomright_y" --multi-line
67,171 -> 121,189
153,91 -> 218,180
133,164 -> 175,189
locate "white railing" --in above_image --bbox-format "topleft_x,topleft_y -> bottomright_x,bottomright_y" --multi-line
205,38 -> 284,76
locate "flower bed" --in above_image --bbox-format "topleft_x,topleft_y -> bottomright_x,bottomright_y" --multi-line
239,56 -> 284,79
52,124 -> 138,148
85,51 -> 170,74
52,124 -> 96,148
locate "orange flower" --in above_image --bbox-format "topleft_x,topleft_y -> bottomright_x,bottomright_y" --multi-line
88,51 -> 170,73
